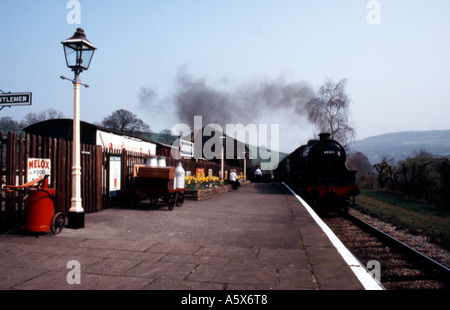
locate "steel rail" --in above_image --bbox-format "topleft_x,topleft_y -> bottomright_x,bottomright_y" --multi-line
345,212 -> 450,278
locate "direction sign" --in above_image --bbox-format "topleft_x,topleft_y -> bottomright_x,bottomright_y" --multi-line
0,92 -> 32,107
180,140 -> 194,158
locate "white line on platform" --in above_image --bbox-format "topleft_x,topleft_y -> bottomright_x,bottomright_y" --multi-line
282,182 -> 384,290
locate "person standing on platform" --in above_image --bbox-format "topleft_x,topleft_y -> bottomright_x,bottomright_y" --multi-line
255,167 -> 262,183
230,169 -> 239,190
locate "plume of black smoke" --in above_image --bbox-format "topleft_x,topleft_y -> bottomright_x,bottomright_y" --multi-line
174,70 -> 234,127
137,68 -> 333,150
138,87 -> 158,111
138,70 -> 357,150
172,69 -> 316,130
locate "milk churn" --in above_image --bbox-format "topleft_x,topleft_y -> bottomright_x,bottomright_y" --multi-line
145,156 -> 158,167
157,156 -> 167,167
175,162 -> 186,189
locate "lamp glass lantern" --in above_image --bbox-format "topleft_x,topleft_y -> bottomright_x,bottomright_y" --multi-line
61,28 -> 97,75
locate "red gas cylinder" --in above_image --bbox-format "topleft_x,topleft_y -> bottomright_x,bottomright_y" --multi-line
25,189 -> 56,233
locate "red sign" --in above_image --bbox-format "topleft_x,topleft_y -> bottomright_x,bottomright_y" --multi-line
196,168 -> 205,178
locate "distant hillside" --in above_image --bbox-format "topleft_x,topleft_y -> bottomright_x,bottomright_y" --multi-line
247,145 -> 288,171
349,130 -> 450,164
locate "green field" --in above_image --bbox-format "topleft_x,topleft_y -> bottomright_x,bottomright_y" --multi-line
354,190 -> 450,250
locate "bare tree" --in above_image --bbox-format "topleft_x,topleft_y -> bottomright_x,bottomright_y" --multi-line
101,109 -> 150,133
306,78 -> 355,144
158,129 -> 174,144
23,108 -> 64,126
160,129 -> 172,135
0,116 -> 23,131
373,156 -> 392,189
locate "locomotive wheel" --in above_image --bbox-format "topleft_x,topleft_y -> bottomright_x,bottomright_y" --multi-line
175,193 -> 185,207
51,212 -> 65,235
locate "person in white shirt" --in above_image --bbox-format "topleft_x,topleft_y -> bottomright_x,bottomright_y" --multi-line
255,167 -> 262,183
230,169 -> 239,190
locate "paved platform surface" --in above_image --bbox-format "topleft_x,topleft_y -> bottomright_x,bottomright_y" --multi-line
0,182 -> 366,291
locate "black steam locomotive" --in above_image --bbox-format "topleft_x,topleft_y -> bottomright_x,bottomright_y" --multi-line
275,133 -> 359,211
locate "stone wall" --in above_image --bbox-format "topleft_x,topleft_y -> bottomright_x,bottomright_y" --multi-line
184,181 -> 251,201
184,184 -> 232,201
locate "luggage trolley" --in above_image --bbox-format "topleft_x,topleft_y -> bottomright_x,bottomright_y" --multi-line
127,165 -> 186,211
3,175 -> 65,235
129,187 -> 187,211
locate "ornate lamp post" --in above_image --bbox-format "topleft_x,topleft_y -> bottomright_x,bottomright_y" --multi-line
61,28 -> 96,228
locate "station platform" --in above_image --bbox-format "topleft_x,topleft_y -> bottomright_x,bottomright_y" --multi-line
0,182 -> 382,293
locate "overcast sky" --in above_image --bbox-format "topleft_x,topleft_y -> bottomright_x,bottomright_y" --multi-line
1,1 -> 449,153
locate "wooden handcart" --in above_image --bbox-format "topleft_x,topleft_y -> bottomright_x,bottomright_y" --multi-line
128,186 -> 187,211
126,165 -> 186,211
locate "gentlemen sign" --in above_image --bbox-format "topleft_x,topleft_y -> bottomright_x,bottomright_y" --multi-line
0,92 -> 32,106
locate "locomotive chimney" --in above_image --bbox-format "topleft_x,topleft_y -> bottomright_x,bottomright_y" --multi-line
319,133 -> 331,141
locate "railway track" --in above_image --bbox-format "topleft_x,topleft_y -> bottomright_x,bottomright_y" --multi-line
318,209 -> 450,290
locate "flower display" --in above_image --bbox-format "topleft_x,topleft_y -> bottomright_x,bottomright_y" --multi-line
185,172 -> 245,190
185,175 -> 223,190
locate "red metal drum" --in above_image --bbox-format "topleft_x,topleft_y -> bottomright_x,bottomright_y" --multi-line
25,189 -> 56,232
